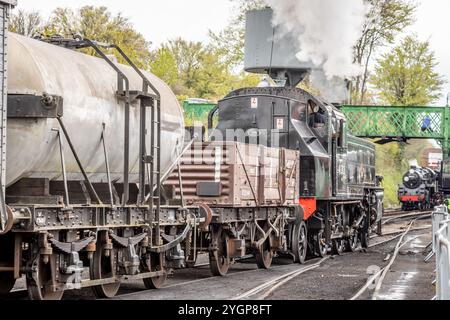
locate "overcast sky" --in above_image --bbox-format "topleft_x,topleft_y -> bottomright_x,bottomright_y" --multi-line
15,0 -> 450,105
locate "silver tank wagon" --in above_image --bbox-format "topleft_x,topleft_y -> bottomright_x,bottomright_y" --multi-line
6,32 -> 185,186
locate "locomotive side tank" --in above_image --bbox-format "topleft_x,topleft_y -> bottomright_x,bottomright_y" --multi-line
7,32 -> 185,187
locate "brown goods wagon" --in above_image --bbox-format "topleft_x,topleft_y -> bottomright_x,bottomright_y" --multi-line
165,142 -> 300,207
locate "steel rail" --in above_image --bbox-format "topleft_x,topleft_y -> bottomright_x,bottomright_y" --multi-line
231,258 -> 330,300
349,219 -> 427,300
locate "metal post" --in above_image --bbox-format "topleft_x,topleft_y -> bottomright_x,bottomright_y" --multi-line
52,129 -> 70,207
138,97 -> 147,205
178,162 -> 185,208
123,80 -> 130,206
56,117 -> 103,205
156,100 -> 162,246
101,124 -> 114,207
149,101 -> 155,244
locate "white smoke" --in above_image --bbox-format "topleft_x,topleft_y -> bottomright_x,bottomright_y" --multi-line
265,0 -> 367,80
310,70 -> 350,103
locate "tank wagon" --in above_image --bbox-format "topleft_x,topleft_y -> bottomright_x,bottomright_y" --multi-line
398,166 -> 438,211
0,33 -> 202,300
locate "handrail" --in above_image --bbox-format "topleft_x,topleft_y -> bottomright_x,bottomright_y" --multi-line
433,206 -> 450,300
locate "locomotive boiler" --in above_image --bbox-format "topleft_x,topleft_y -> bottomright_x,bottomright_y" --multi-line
398,166 -> 438,211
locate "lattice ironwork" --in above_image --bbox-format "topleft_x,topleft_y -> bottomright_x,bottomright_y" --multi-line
341,105 -> 450,156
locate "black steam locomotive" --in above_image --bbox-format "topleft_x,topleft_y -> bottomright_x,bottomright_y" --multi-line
207,85 -> 384,256
398,166 -> 439,211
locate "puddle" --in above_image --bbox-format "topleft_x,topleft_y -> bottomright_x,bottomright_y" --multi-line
377,272 -> 419,300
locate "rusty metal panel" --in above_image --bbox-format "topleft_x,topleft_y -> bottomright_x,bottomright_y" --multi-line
165,142 -> 300,207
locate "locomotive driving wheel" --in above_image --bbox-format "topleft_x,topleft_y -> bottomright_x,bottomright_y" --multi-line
27,253 -> 64,301
143,253 -> 167,289
359,215 -> 370,249
360,229 -> 369,249
292,221 -> 308,264
316,232 -> 329,258
209,226 -> 230,277
346,231 -> 359,253
332,238 -> 344,255
90,233 -> 120,298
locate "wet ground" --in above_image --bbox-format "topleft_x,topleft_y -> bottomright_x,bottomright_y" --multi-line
6,218 -> 435,301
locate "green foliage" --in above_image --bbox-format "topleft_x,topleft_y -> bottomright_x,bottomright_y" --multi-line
42,6 -> 151,69
352,0 -> 417,104
370,36 -> 444,207
371,36 -> 445,106
208,0 -> 266,68
9,9 -> 43,37
150,38 -> 260,101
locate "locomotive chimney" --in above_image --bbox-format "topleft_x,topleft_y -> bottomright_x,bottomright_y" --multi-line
244,8 -> 314,87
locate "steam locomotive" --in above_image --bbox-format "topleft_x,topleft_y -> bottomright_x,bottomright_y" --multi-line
398,166 -> 439,211
165,84 -> 385,275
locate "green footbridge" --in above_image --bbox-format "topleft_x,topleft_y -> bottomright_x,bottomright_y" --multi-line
341,105 -> 450,157
182,100 -> 450,157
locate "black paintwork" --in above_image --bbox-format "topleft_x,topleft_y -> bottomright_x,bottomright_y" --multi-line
211,87 -> 378,201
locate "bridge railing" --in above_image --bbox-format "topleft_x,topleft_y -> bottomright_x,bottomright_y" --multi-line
341,105 -> 448,140
432,206 -> 450,300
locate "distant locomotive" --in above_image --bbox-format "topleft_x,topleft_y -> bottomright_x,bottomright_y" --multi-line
398,166 -> 438,211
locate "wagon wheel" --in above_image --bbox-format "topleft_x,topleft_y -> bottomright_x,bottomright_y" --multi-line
209,226 -> 230,277
332,238 -> 344,255
27,253 -> 64,300
292,221 -> 308,264
346,231 -> 359,253
143,253 -> 167,289
90,234 -> 120,298
0,273 -> 16,296
316,231 -> 329,258
255,234 -> 274,269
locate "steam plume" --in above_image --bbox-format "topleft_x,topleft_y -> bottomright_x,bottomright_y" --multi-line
265,0 -> 367,80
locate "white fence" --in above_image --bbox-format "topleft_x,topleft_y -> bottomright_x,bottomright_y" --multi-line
433,206 -> 450,300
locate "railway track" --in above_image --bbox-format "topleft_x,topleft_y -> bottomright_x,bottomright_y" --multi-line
4,210 -> 429,301
382,211 -> 432,225
231,258 -> 329,300
350,218 -> 431,300
227,211 -> 432,301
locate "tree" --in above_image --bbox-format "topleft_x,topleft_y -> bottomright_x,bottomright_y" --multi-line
208,0 -> 267,68
150,38 -> 259,101
45,6 -> 151,69
371,35 -> 444,207
371,36 -> 445,106
149,47 -> 179,87
353,0 -> 417,104
9,9 -> 44,37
